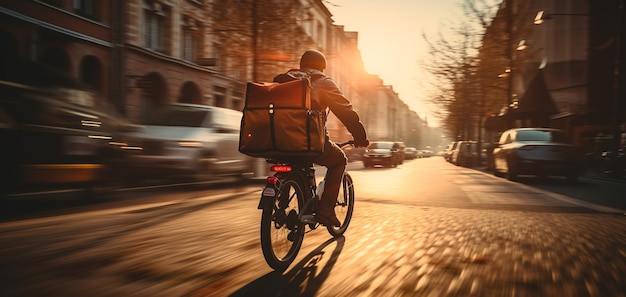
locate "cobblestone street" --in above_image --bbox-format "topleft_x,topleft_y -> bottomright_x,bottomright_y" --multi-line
233,160 -> 626,296
1,158 -> 625,297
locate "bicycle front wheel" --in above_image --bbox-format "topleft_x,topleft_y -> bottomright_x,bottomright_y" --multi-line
260,176 -> 305,271
327,172 -> 355,237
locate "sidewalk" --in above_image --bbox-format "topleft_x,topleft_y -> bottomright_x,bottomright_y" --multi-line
474,163 -> 626,183
581,167 -> 626,183
473,164 -> 626,212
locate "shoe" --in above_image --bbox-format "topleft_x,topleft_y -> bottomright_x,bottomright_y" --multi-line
316,208 -> 340,227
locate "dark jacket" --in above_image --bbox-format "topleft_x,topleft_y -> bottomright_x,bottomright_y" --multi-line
273,68 -> 367,143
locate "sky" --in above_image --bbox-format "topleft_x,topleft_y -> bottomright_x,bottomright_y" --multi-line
327,0 -> 464,127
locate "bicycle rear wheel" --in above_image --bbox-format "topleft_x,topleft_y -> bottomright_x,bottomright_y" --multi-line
327,172 -> 355,237
260,176 -> 305,271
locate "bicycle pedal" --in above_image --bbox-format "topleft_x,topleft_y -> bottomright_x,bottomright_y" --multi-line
300,214 -> 317,224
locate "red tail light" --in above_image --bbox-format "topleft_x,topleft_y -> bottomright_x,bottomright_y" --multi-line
266,177 -> 278,185
270,165 -> 292,172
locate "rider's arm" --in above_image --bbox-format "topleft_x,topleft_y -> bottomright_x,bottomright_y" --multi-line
317,78 -> 368,145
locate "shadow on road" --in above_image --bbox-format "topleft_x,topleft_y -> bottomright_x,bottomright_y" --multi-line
0,180 -> 256,222
229,236 -> 345,297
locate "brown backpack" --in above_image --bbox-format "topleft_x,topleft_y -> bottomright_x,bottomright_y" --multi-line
239,77 -> 325,159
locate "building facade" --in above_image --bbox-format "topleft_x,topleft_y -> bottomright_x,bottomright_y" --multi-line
482,0 -> 625,153
1,0 -> 426,149
0,0 -> 116,105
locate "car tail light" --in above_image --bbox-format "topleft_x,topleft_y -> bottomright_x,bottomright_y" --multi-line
270,165 -> 292,172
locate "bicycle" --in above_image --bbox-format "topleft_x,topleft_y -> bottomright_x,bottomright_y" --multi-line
258,140 -> 355,271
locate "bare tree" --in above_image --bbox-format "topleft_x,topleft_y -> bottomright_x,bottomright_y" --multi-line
421,0 -> 499,140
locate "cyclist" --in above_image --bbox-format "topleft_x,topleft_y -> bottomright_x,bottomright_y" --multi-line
274,49 -> 369,227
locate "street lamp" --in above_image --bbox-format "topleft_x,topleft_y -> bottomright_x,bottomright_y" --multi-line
533,11 -> 549,24
534,10 -> 589,25
516,40 -> 530,51
497,66 -> 511,78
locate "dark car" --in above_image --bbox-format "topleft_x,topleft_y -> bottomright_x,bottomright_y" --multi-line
492,128 -> 584,181
0,81 -> 122,194
392,141 -> 406,164
362,141 -> 400,168
404,147 -> 418,159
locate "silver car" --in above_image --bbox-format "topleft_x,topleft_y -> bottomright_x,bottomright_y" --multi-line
492,128 -> 584,181
126,103 -> 253,181
451,140 -> 479,167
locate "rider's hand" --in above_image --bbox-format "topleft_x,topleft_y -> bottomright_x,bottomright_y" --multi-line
354,138 -> 369,148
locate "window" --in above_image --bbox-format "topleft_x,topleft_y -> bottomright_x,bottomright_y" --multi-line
73,0 -> 96,19
516,130 -> 571,143
214,86 -> 227,107
182,30 -> 195,61
182,16 -> 199,62
232,90 -> 244,110
316,21 -> 324,45
500,132 -> 511,144
40,0 -> 62,7
143,1 -> 168,52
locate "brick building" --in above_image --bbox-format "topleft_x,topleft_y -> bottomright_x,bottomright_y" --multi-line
1,1 -> 115,104
1,0 -> 426,147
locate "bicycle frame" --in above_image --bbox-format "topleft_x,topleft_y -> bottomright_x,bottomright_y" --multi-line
258,162 -> 318,224
258,140 -> 355,271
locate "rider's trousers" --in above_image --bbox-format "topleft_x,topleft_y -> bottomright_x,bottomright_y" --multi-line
313,141 -> 347,210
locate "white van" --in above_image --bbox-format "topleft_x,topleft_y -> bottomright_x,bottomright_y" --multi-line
125,103 -> 253,181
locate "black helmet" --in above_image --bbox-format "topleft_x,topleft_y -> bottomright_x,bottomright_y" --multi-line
299,50 -> 326,71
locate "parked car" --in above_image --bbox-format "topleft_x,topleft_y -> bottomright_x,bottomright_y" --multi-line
362,141 -> 401,168
443,141 -> 460,162
450,140 -> 479,167
404,147 -> 418,159
418,149 -> 434,158
393,141 -> 406,164
0,63 -> 132,194
492,128 -> 584,181
125,103 -> 253,181
343,146 -> 365,162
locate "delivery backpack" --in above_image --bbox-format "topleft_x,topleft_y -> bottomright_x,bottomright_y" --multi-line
239,76 -> 326,159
